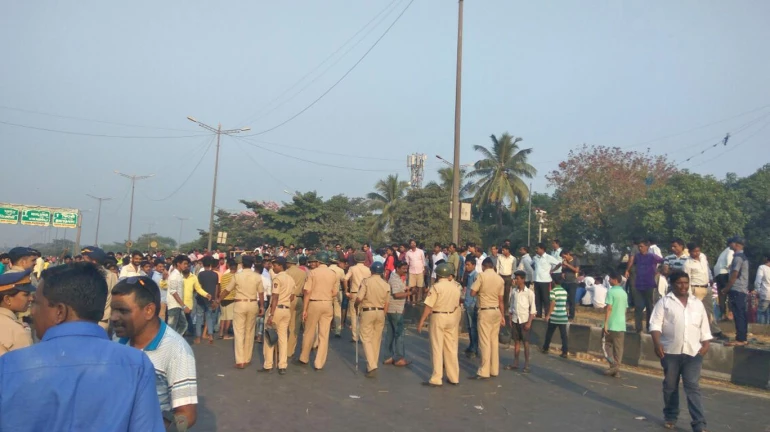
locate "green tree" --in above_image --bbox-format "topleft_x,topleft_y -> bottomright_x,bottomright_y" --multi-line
390,184 -> 481,247
631,172 -> 746,260
547,144 -> 677,261
466,133 -> 536,232
29,239 -> 75,258
366,174 -> 410,238
429,166 -> 468,195
730,164 -> 770,261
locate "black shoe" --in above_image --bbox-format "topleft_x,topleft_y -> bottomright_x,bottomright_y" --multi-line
257,367 -> 273,373
334,334 -> 341,338
560,353 -> 568,359
468,375 -> 489,380
541,348 -> 549,354
314,367 -> 322,371
422,381 -> 441,387
278,369 -> 286,375
293,358 -> 308,366
444,378 -> 459,386
365,369 -> 377,379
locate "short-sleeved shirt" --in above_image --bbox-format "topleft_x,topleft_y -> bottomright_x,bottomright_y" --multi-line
387,272 -> 407,314
548,286 -> 569,324
119,320 -> 197,413
471,268 -> 504,309
197,270 -> 219,306
464,270 -> 478,309
0,308 -> 32,356
219,271 -> 236,301
328,264 -> 345,289
425,279 -> 461,313
634,253 -> 664,290
605,286 -> 628,332
305,265 -> 338,301
357,276 -> 390,308
286,265 -> 308,296
730,252 -> 749,294
664,253 -> 689,274
272,272 -> 296,307
226,269 -> 264,301
345,263 -> 371,294
532,253 -> 560,283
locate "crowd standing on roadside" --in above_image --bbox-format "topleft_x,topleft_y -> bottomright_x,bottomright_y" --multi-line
0,233 -> 766,432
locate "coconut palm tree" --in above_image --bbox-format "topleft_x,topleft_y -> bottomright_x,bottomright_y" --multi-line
436,166 -> 469,194
367,174 -> 410,235
466,133 -> 536,232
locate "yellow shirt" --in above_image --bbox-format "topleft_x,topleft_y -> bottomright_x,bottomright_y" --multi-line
219,271 -> 236,301
182,273 -> 207,309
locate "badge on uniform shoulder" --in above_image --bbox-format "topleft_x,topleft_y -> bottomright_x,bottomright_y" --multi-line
274,282 -> 279,289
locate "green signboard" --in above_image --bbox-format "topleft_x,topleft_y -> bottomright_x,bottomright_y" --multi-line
20,208 -> 51,227
0,206 -> 20,224
52,211 -> 78,228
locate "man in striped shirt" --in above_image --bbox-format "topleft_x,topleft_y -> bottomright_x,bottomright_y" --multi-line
111,276 -> 198,431
542,273 -> 569,358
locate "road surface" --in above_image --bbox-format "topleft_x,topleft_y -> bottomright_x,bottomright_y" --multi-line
191,327 -> 768,431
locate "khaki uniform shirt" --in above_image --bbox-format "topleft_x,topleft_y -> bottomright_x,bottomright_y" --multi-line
424,279 -> 462,313
305,265 -> 339,301
103,269 -> 118,322
272,272 -> 295,307
471,268 -> 505,308
285,265 -> 308,297
345,263 -> 371,294
328,264 -> 345,290
0,307 -> 32,356
226,268 -> 264,300
357,276 -> 390,308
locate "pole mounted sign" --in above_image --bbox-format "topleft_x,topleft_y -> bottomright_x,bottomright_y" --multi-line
0,205 -> 20,224
20,208 -> 52,227
52,211 -> 79,228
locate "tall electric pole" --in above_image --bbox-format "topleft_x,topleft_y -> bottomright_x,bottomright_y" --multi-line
174,215 -> 190,249
527,183 -> 532,247
450,0 -> 464,245
86,194 -> 111,246
114,171 -> 154,248
187,116 -> 251,251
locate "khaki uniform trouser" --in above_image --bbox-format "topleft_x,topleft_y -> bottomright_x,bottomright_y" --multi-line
233,302 -> 259,364
289,296 -> 303,357
693,286 -> 722,336
360,309 -> 385,372
350,301 -> 360,341
300,301 -> 334,368
429,310 -> 461,385
263,308 -> 291,369
477,309 -> 501,378
333,292 -> 342,335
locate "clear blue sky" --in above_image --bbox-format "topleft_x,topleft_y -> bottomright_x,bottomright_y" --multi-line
1,0 -> 769,248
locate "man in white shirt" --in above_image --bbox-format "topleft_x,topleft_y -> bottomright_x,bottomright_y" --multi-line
683,243 -> 723,339
592,277 -> 608,309
530,243 -> 561,317
431,243 -> 447,282
755,255 -> 770,325
166,256 -> 189,337
504,271 -> 536,372
648,236 -> 663,258
119,251 -> 143,280
650,271 -> 711,432
713,237 -> 735,320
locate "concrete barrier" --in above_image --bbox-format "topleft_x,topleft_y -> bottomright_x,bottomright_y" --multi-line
731,346 -> 770,390
622,331 -> 641,366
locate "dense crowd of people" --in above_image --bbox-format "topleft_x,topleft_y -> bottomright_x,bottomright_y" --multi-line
0,234 -> 767,432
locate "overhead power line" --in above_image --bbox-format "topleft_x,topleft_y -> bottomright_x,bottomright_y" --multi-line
0,119 -> 209,139
241,0 -> 416,137
688,117 -> 770,169
237,0 -> 403,126
144,137 -> 216,201
244,137 -> 402,162
0,105 -> 199,133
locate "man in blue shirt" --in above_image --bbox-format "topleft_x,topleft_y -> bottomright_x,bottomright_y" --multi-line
462,257 -> 479,358
0,263 -> 164,432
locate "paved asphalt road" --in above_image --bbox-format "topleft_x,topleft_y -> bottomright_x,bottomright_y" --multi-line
191,327 -> 768,432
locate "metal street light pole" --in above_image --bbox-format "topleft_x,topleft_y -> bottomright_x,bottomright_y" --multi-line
175,216 -> 190,250
114,171 -> 154,249
187,116 -> 250,251
86,194 -> 111,246
450,0 -> 464,245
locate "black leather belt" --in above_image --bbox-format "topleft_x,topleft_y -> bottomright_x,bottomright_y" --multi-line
310,299 -> 332,302
480,307 -> 499,311
277,305 -> 290,309
362,307 -> 384,312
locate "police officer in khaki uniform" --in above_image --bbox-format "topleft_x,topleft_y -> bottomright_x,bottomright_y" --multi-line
343,251 -> 370,343
222,254 -> 265,369
0,269 -> 35,357
328,255 -> 346,338
355,262 -> 390,378
418,263 -> 462,387
285,254 -> 308,358
470,257 -> 506,379
297,252 -> 338,370
260,257 -> 295,375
